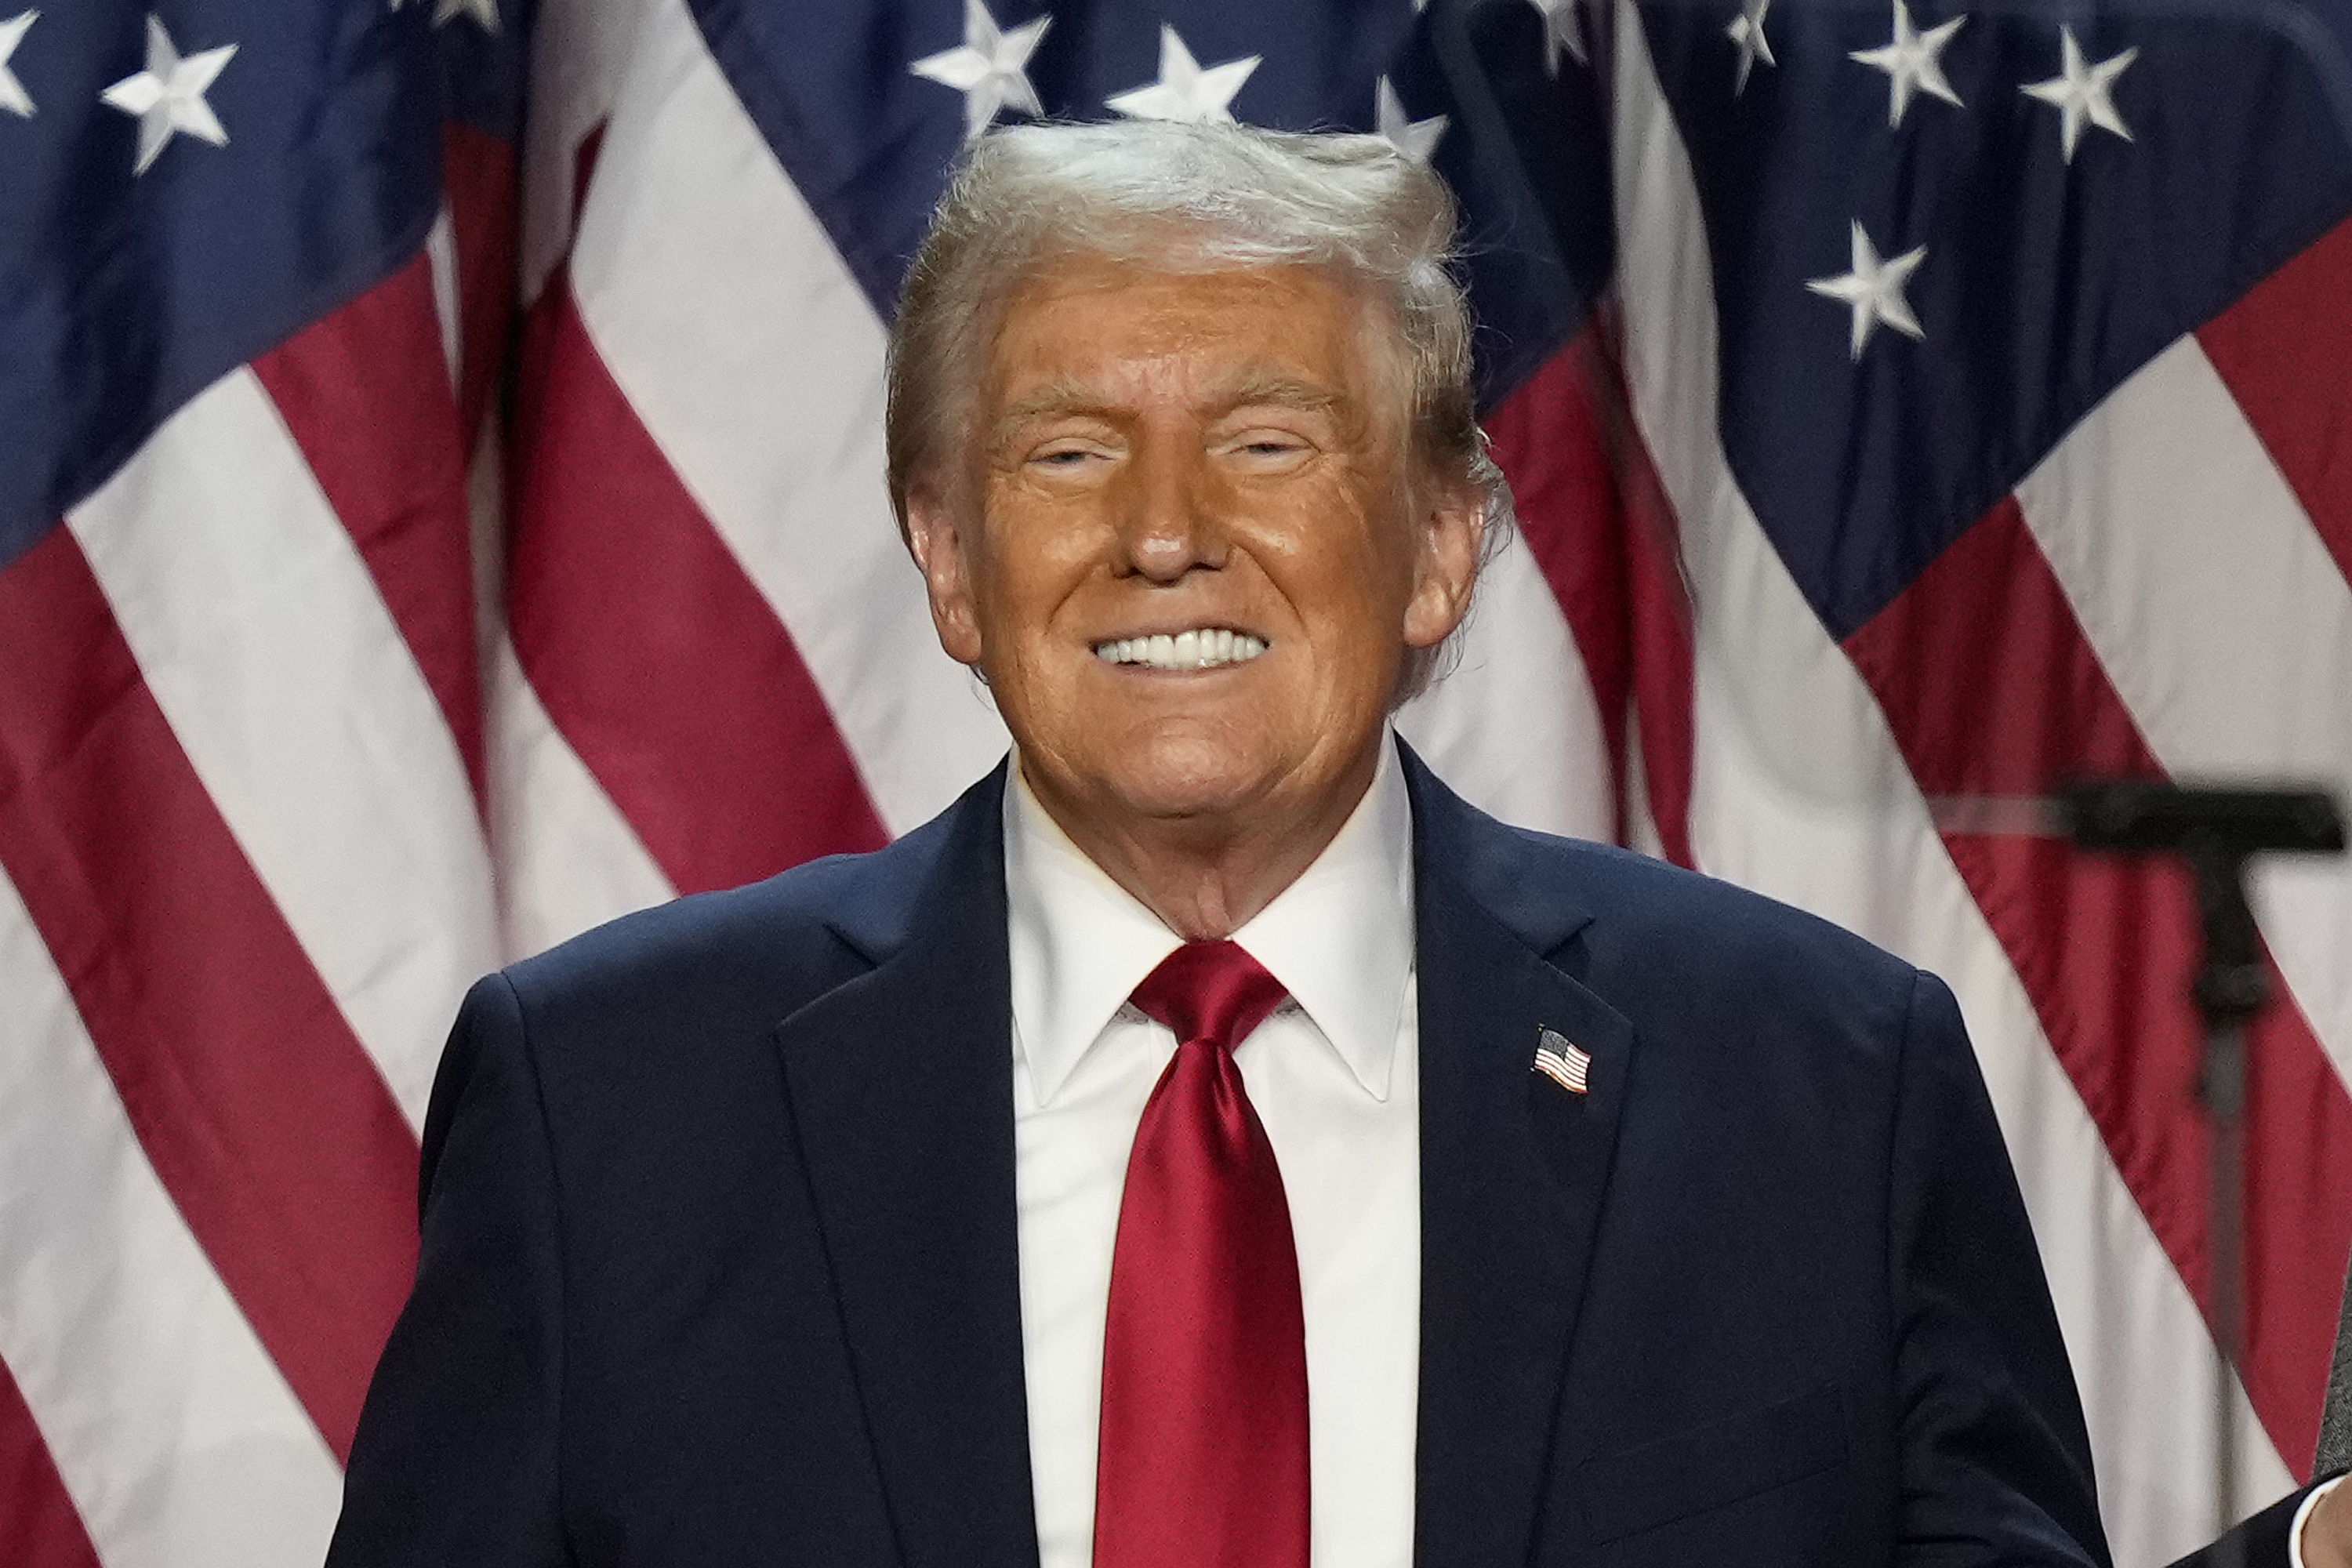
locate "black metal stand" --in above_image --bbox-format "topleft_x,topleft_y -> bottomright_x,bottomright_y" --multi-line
2063,782 -> 2346,1565
2187,848 -> 2263,1568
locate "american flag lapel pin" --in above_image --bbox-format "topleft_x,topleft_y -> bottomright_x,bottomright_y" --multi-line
1532,1026 -> 1592,1094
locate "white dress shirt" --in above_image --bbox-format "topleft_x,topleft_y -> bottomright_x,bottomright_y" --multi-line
1004,737 -> 1421,1568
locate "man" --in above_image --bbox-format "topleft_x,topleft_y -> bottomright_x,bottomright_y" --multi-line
336,119 -> 2197,1566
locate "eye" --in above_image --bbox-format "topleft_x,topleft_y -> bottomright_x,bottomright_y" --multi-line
1219,427 -> 1317,470
1026,440 -> 1114,473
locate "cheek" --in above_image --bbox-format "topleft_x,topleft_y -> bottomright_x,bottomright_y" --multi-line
1274,565 -> 1416,714
988,474 -> 1113,561
1283,506 -> 1421,635
962,535 -> 1109,715
968,510 -> 1080,634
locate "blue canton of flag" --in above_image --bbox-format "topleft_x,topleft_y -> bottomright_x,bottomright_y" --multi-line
0,3 -> 445,568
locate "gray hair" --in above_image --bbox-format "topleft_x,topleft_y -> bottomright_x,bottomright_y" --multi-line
884,120 -> 1513,692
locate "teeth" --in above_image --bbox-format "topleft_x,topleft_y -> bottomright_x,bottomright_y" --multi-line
1091,629 -> 1268,671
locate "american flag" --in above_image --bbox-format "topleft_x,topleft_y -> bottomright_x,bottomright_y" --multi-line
1534,1027 -> 1592,1094
2,0 -> 2347,1563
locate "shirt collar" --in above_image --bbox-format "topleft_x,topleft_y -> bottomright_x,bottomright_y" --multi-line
1004,734 -> 1417,1107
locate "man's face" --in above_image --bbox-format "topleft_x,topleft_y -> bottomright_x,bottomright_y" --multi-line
906,252 -> 1479,838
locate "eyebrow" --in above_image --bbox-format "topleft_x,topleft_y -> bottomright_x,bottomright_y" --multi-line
1215,373 -> 1345,417
989,372 -> 1347,441
989,381 -> 1122,438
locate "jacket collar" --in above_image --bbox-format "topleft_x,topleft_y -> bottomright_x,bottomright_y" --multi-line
811,739 -> 1602,968
779,746 -> 1635,1568
1002,736 -> 1419,1107
1399,742 -> 1599,960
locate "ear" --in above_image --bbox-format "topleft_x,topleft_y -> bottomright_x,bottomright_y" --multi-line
1402,479 -> 1484,652
905,492 -> 986,666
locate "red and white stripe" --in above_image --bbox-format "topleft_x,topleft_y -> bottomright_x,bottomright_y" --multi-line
1599,7 -> 2347,1561
0,255 -> 487,1556
5,0 -> 2347,1562
0,871 -> 343,1568
0,65 -> 500,1568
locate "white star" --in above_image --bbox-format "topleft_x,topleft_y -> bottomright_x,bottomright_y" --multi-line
2021,26 -> 2136,162
1727,0 -> 1776,96
1806,220 -> 1928,359
1105,25 -> 1257,125
1528,0 -> 1587,74
432,0 -> 499,31
912,1 -> 1050,140
100,16 -> 235,175
0,10 -> 34,119
1374,76 -> 1446,164
1849,0 -> 1965,127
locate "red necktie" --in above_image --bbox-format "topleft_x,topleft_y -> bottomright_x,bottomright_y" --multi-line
1094,941 -> 1310,1568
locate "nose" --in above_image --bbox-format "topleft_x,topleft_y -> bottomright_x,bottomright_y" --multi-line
1112,431 -> 1222,584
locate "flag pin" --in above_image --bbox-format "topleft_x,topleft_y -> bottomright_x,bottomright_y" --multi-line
1533,1026 -> 1591,1094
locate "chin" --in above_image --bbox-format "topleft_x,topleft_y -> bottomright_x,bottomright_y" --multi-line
1087,732 -> 1280,824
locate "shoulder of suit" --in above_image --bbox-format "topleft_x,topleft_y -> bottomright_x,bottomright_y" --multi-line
1472,819 -> 1924,1009
497,805 -> 960,1018
1406,752 -> 1918,1004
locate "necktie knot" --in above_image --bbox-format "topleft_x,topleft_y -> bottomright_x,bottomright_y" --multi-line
1129,940 -> 1288,1055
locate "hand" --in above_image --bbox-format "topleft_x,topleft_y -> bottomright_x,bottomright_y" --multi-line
2305,1479 -> 2352,1568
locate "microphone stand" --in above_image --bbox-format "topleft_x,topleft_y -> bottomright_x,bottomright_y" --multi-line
2062,782 -> 2347,1566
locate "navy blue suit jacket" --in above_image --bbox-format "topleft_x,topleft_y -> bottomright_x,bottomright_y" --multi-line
327,749 -> 2111,1566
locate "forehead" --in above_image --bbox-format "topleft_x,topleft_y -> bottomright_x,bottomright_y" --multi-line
985,253 -> 1382,408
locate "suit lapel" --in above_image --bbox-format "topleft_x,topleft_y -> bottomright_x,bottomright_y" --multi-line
1406,753 -> 1635,1568
773,767 -> 1040,1568
771,750 -> 1635,1568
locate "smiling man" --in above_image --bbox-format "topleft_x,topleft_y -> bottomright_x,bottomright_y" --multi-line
328,123 -> 2119,1568
908,248 -> 1477,942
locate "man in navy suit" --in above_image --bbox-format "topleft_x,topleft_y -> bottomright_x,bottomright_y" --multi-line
328,120 -> 2136,1566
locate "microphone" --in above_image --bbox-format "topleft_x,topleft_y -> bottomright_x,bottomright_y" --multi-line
1928,782 -> 2345,1021
1928,782 -> 2347,857
2057,782 -> 2346,858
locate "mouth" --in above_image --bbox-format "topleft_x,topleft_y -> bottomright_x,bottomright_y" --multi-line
1091,627 -> 1269,672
